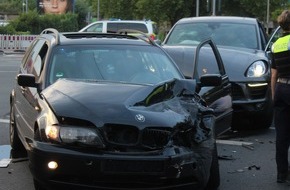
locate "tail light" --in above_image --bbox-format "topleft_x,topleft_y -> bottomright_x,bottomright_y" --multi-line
150,34 -> 155,40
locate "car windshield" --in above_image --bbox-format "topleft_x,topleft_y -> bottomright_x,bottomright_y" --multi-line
166,22 -> 258,49
48,45 -> 183,85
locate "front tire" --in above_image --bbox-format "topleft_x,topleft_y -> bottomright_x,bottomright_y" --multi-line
205,144 -> 220,190
10,105 -> 24,151
34,179 -> 47,190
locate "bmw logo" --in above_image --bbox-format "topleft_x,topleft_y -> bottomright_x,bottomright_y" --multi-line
135,114 -> 145,122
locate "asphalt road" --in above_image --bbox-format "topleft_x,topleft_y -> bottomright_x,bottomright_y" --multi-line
1,53 -> 290,190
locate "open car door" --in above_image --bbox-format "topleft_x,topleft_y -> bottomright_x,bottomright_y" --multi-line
194,39 -> 233,136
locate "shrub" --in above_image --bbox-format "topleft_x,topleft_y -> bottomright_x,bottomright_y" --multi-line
7,10 -> 79,35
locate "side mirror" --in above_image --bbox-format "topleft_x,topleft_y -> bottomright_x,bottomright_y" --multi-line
17,74 -> 37,88
200,74 -> 222,86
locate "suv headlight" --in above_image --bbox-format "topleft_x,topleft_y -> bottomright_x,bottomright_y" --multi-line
46,125 -> 104,147
246,61 -> 266,77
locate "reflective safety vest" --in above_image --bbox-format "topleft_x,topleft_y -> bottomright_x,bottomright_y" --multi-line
272,35 -> 290,77
272,35 -> 290,53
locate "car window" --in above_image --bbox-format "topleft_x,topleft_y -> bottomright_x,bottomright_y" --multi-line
34,55 -> 42,76
23,39 -> 46,76
107,23 -> 148,33
196,46 -> 220,80
266,26 -> 283,51
48,45 -> 182,85
86,23 -> 103,32
166,22 -> 258,49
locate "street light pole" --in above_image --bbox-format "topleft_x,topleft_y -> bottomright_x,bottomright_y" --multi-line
212,0 -> 216,16
266,0 -> 270,34
97,0 -> 100,21
26,0 -> 28,13
196,0 -> 199,17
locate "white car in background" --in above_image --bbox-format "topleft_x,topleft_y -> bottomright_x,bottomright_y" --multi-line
79,19 -> 159,40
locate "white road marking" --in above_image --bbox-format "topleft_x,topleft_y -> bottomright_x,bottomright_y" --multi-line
0,119 -> 9,124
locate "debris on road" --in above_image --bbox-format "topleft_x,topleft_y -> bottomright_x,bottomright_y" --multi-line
242,143 -> 255,150
0,158 -> 11,168
216,139 -> 253,146
218,155 -> 236,160
228,169 -> 245,174
248,165 -> 261,170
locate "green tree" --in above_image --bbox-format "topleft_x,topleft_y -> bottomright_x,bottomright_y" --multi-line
221,0 -> 288,23
0,0 -> 37,14
2,0 -> 290,35
75,0 -> 91,28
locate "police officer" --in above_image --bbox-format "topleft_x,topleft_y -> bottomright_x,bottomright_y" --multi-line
271,10 -> 290,183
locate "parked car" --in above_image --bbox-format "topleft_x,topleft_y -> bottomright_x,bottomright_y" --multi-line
10,28 -> 231,190
79,19 -> 159,40
162,16 -> 273,130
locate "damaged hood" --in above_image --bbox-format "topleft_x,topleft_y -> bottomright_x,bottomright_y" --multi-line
42,78 -> 214,144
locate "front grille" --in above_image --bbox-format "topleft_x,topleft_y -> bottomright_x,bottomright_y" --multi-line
141,128 -> 172,149
103,125 -> 172,150
104,124 -> 139,145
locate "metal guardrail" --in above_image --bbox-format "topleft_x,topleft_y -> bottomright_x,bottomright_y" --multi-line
0,34 -> 37,51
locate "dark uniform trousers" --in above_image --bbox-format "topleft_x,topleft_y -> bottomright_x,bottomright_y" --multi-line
274,82 -> 290,174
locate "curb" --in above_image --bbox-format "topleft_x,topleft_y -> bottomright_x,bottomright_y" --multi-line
0,49 -> 25,55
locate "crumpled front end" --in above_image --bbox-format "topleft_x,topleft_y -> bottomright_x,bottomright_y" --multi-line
30,79 -> 216,189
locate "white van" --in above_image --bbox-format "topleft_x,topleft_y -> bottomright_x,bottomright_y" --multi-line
79,20 -> 158,40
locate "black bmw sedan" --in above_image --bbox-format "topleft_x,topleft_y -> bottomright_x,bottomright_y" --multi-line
10,29 -> 231,190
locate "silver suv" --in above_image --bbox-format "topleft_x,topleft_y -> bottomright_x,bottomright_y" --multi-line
79,19 -> 158,40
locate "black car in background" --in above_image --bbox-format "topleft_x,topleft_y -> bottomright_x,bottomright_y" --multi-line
162,16 -> 273,130
9,29 -> 232,190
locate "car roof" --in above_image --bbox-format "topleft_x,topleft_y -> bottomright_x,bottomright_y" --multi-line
40,29 -> 156,46
88,20 -> 155,24
177,16 -> 258,24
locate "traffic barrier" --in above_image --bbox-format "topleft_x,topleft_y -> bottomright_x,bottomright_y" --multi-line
0,34 -> 37,51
